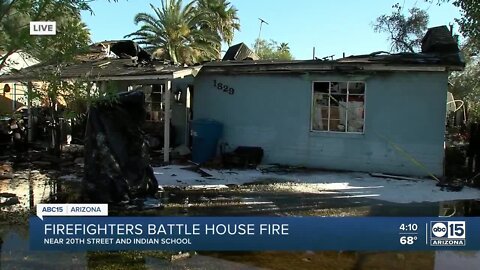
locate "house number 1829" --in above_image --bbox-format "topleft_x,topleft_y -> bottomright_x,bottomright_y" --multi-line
213,80 -> 235,95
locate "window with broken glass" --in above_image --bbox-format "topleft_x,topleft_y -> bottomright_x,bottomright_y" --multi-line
312,81 -> 365,133
131,84 -> 165,122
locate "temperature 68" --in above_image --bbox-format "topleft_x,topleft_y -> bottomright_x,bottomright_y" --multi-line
400,236 -> 418,245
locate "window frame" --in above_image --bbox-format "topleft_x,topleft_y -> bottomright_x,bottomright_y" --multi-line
310,80 -> 367,134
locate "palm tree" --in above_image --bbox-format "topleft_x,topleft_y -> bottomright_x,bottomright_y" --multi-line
278,42 -> 290,53
125,0 -> 220,64
196,0 -> 240,45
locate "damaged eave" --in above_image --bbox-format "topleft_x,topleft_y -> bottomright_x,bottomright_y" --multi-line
362,65 -> 448,72
81,74 -> 175,81
172,65 -> 203,79
201,63 -> 335,74
200,63 -> 457,75
0,64 -> 201,83
0,73 -> 175,83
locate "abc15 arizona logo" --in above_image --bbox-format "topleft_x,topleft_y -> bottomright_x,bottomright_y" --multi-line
430,221 -> 466,246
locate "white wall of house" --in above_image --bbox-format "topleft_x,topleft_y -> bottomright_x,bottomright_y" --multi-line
194,71 -> 448,177
0,51 -> 39,113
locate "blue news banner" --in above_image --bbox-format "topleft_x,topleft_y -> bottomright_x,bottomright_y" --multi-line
30,217 -> 480,251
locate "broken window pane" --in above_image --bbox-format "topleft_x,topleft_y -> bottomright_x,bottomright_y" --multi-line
348,94 -> 364,103
135,84 -> 165,122
329,118 -> 345,132
314,82 -> 330,93
331,94 -> 347,105
347,101 -> 364,132
312,81 -> 365,133
312,91 -> 329,131
312,83 -> 331,131
339,82 -> 349,94
348,82 -> 365,94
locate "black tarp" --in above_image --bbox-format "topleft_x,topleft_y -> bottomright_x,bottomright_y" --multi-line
222,43 -> 259,61
110,40 -> 152,62
83,90 -> 158,203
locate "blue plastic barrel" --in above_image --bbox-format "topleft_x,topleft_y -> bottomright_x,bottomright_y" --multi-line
191,119 -> 223,164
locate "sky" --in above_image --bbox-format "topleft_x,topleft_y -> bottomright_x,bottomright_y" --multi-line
81,0 -> 462,60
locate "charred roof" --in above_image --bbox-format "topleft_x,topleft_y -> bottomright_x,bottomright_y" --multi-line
0,58 -> 191,82
201,50 -> 464,74
207,25 -> 463,74
76,40 -> 152,62
0,28 -> 465,82
0,40 -> 201,82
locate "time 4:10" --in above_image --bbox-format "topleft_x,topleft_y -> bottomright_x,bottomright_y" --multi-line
399,224 -> 418,231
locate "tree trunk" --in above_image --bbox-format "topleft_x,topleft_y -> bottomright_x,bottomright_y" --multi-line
49,100 -> 61,156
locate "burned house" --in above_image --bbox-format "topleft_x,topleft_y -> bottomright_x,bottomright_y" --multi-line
192,26 -> 464,177
0,40 -> 199,162
0,40 -> 201,202
0,26 -> 465,178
